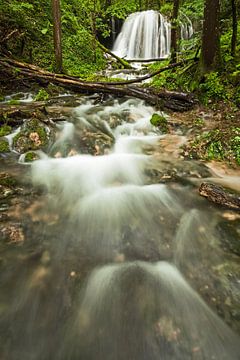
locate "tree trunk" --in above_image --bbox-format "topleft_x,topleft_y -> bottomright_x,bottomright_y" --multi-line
231,0 -> 237,57
200,0 -> 221,73
171,0 -> 180,63
52,0 -> 62,73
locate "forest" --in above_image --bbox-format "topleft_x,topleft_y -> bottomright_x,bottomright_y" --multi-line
0,1 -> 240,360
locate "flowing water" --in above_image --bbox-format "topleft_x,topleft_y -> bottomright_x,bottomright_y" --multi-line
112,10 -> 193,60
0,96 -> 240,359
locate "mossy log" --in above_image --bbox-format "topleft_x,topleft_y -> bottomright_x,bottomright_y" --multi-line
199,182 -> 240,211
0,57 -> 196,111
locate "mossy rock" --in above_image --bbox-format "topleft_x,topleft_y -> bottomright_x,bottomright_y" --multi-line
13,119 -> 49,153
150,113 -> 168,133
25,151 -> 40,162
0,125 -> 12,137
0,139 -> 10,153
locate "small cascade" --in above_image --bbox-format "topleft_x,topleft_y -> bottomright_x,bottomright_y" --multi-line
61,262 -> 240,360
1,95 -> 240,360
112,10 -> 171,60
180,12 -> 194,40
112,10 -> 194,60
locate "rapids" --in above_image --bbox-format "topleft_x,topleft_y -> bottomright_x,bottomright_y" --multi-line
0,96 -> 239,360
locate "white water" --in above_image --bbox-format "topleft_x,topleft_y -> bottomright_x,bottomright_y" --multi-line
3,96 -> 237,359
113,10 -> 171,59
63,262 -> 240,360
112,10 -> 193,60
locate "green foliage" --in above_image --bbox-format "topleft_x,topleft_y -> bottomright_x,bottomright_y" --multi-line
0,139 -> 10,153
231,128 -> 240,165
189,127 -> 240,166
0,125 -> 12,137
34,89 -> 49,101
106,1 -> 137,19
199,72 -> 227,102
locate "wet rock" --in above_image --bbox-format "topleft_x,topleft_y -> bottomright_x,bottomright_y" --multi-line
217,219 -> 240,256
0,185 -> 14,199
77,129 -> 113,155
1,224 -> 25,243
13,118 -> 51,153
24,151 -> 40,162
150,113 -> 169,133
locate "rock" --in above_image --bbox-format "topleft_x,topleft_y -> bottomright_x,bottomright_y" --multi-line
150,113 -> 169,133
24,151 -> 40,162
1,224 -> 24,243
0,185 -> 14,199
217,219 -> 240,256
13,118 -> 50,153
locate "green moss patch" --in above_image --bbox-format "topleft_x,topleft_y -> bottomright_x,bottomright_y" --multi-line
0,125 -> 12,137
0,139 -> 10,153
150,113 -> 169,133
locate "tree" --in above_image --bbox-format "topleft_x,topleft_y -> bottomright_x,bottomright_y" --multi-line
200,0 -> 221,73
231,0 -> 237,57
52,0 -> 62,72
171,0 -> 180,63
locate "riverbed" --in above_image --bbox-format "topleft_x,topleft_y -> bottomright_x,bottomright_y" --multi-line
0,94 -> 239,360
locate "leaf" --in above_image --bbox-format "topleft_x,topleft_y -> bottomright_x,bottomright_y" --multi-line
41,28 -> 48,35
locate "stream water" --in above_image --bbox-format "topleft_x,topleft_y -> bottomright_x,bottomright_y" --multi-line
0,95 -> 240,359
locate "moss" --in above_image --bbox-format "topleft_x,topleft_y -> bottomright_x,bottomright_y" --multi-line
150,113 -> 168,133
25,151 -> 39,162
0,139 -> 10,153
0,125 -> 12,137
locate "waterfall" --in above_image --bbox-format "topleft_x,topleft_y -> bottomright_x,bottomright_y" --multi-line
112,10 -> 171,60
180,12 -> 194,40
112,10 -> 193,60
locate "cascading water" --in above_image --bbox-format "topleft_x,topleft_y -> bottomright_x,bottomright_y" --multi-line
180,12 -> 194,40
112,10 -> 193,60
112,10 -> 171,59
0,95 -> 239,359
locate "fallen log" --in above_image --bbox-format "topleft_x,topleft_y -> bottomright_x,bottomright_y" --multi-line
97,42 -> 132,69
0,57 -> 196,111
127,58 -> 167,63
199,182 -> 240,211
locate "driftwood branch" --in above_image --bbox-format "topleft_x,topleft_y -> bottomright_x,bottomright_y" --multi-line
199,182 -> 240,211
